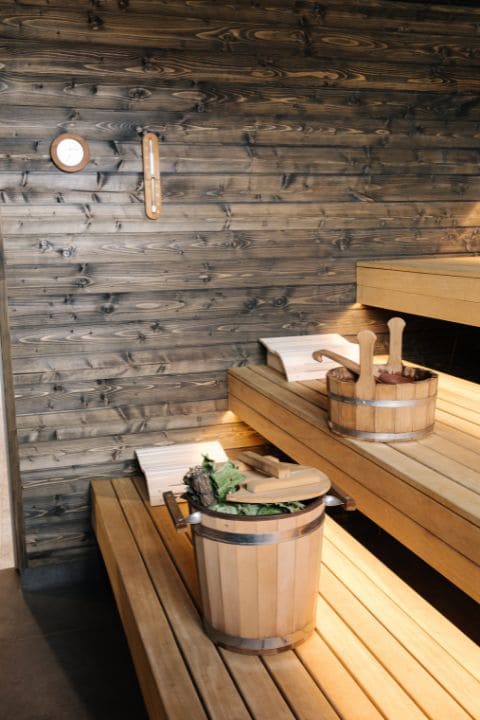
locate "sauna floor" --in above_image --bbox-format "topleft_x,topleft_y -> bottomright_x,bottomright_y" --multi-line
0,514 -> 478,720
0,563 -> 148,720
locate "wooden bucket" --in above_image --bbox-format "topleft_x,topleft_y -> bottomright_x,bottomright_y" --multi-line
190,497 -> 325,654
326,367 -> 438,441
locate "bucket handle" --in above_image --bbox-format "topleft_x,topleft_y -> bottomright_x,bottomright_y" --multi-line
324,484 -> 356,511
163,485 -> 355,531
163,491 -> 202,532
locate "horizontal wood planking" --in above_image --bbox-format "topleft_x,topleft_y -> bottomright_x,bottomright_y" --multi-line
6,173 -> 480,204
8,310 -> 385,360
0,59 -> 478,95
5,78 -> 480,119
3,7 -> 480,74
10,30 -> 480,70
21,423 -> 266,563
4,203 -> 480,236
4,141 -> 480,177
2,0 -> 479,566
17,419 -> 264,473
4,79 -> 480,125
4,105 -> 480,148
16,401 -> 231,444
14,370 -> 228,414
6,258 -> 359,293
228,366 -> 480,600
357,257 -> 480,326
6,286 -> 356,327
4,231 -> 480,273
3,79 -> 480,129
6,0 -> 480,37
0,232 -> 24,567
10,342 -> 265,382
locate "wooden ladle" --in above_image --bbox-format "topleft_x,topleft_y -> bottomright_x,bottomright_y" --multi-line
385,317 -> 405,374
356,330 -> 377,399
312,349 -> 362,377
384,317 -> 416,379
312,347 -> 390,381
313,341 -> 414,385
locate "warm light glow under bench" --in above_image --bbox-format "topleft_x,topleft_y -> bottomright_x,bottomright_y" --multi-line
92,477 -> 480,720
228,365 -> 480,602
357,256 -> 480,326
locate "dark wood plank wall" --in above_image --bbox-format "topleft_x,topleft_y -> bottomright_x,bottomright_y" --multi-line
0,0 -> 479,567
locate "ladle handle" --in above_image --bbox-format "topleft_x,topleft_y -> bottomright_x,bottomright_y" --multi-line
163,491 -> 202,532
387,317 -> 406,374
356,330 -> 377,399
312,349 -> 361,376
324,483 -> 356,511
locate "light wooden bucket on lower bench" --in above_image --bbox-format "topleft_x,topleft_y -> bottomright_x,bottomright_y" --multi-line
326,367 -> 438,441
190,497 -> 326,654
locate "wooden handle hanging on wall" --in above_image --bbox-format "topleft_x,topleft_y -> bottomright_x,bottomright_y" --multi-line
142,132 -> 162,219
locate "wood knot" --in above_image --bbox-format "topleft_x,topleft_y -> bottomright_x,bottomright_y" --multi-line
87,12 -> 104,30
128,87 -> 150,101
243,298 -> 258,312
101,303 -> 115,314
59,245 -> 77,258
38,239 -> 54,253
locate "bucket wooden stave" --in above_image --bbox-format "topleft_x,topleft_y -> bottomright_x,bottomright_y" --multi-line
327,367 -> 438,441
191,497 -> 325,654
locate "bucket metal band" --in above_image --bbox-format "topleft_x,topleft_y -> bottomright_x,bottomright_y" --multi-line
192,511 -> 324,546
328,420 -> 435,441
203,619 -> 315,654
328,392 -> 433,408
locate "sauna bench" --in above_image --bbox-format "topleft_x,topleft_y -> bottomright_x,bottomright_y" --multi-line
92,476 -> 480,720
356,255 -> 480,326
228,365 -> 480,602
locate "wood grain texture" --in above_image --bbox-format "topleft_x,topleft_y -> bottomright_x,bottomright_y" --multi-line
4,229 -> 479,270
6,0 -> 480,36
4,141 -> 480,176
228,365 -> 480,601
0,333 -> 14,568
1,0 -> 478,566
0,232 -> 24,567
91,477 -> 480,720
6,171 -> 480,204
357,256 -> 480,326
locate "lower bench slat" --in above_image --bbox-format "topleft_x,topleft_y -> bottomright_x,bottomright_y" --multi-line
93,481 -> 209,720
111,477 -> 256,720
320,552 -> 476,719
92,478 -> 480,720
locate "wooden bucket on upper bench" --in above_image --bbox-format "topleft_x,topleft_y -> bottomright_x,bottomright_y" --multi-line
326,367 -> 438,441
190,497 -> 326,654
